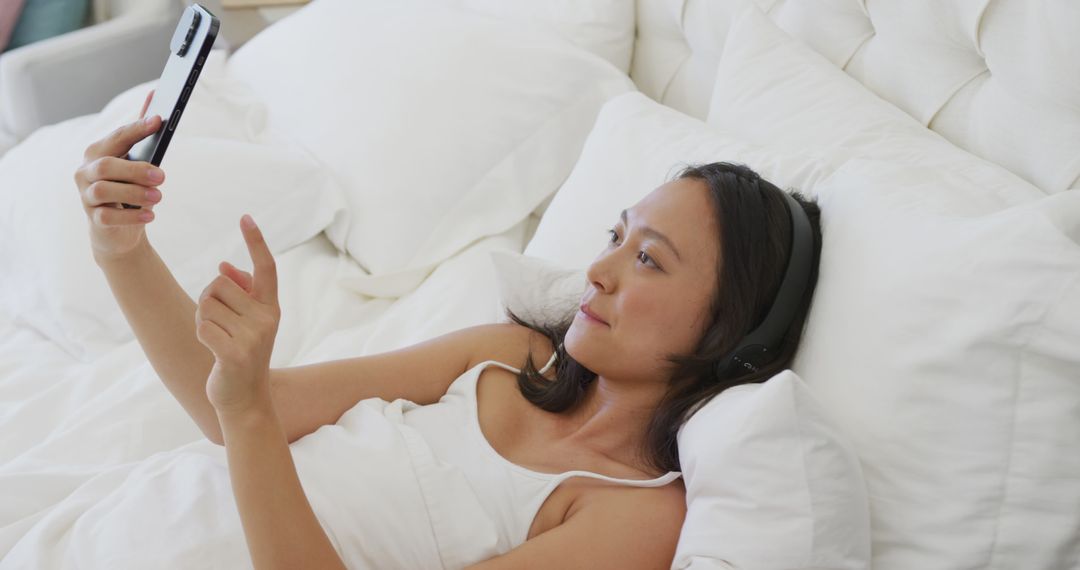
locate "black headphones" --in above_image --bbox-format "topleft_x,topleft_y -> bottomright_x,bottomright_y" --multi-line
716,191 -> 814,375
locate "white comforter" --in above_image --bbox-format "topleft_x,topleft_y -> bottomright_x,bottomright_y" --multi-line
0,221 -> 526,567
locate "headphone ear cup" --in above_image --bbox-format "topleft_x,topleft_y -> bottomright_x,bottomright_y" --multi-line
733,345 -> 770,373
716,344 -> 770,377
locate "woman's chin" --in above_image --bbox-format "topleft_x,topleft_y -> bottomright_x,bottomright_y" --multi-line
563,324 -> 594,362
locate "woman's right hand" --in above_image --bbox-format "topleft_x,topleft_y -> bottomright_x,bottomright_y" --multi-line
75,90 -> 166,262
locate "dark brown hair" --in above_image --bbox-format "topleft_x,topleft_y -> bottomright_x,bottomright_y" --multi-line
506,162 -> 823,474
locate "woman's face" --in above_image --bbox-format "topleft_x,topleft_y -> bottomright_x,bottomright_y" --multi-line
565,178 -> 720,385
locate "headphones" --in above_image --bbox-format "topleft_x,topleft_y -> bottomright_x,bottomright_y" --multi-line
716,190 -> 814,375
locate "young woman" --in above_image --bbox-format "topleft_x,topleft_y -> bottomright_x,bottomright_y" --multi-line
73,91 -> 821,569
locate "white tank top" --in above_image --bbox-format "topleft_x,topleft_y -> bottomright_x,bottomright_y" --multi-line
401,351 -> 683,556
290,350 -> 683,568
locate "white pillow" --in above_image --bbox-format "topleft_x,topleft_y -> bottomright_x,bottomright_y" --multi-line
674,371 -> 871,570
0,52 -> 345,361
490,250 -> 585,326
411,0 -> 635,72
488,250 -> 872,568
793,159 -> 1080,569
227,0 -> 633,297
524,91 -> 827,268
707,3 -> 1046,211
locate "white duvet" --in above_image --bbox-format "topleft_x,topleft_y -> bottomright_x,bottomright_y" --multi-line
0,218 -> 527,567
1,395 -> 492,569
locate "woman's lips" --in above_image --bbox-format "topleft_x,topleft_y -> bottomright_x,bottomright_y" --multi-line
579,304 -> 609,326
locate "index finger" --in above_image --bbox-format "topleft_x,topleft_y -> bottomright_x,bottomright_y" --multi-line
240,214 -> 278,304
138,89 -> 155,120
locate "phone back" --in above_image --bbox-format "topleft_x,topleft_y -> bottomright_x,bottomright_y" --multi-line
127,4 -> 219,166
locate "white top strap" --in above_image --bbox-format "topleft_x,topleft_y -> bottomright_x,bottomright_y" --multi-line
487,350 -> 558,376
551,469 -> 683,487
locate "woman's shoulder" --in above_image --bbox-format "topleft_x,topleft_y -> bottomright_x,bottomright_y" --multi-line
578,475 -> 686,508
465,322 -> 557,376
554,478 -> 686,564
556,471 -> 686,521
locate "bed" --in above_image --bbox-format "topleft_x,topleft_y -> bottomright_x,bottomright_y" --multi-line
1,0 -> 1077,568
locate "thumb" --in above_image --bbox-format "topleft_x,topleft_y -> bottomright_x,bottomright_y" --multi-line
219,261 -> 254,293
88,115 -> 162,161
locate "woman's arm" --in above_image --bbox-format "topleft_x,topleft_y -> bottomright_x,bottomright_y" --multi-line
198,215 -> 345,568
268,322 -> 547,444
77,91 -> 224,444
95,240 -> 222,442
217,403 -> 346,570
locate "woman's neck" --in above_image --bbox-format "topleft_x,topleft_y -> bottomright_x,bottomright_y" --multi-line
550,375 -> 668,474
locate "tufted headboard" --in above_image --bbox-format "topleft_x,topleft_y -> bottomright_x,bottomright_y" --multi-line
629,0 -> 1080,194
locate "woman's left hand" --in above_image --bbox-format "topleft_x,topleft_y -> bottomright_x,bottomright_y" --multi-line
196,214 -> 281,416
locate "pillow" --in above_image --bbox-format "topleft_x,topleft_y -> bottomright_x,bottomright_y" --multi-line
410,0 -> 635,72
706,3 -> 1046,211
227,0 -> 633,298
292,220 -> 531,367
793,159 -> 1080,569
0,51 -> 345,361
488,251 -> 872,568
674,371 -> 871,570
490,250 -> 585,327
524,91 -> 828,268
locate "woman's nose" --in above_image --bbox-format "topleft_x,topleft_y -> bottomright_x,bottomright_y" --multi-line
585,250 -> 615,294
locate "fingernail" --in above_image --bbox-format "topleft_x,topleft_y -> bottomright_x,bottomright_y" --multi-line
145,189 -> 162,202
139,211 -> 154,222
241,214 -> 255,229
143,115 -> 155,126
148,168 -> 164,183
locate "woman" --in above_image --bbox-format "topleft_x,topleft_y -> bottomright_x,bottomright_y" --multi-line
73,91 -> 822,569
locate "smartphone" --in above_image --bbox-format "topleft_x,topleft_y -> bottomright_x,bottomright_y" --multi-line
123,3 -> 219,208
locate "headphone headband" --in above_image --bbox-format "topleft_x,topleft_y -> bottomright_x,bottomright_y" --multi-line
719,191 -> 813,374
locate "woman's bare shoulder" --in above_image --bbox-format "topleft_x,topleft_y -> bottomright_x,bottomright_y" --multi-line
578,476 -> 686,511
468,475 -> 685,569
525,479 -> 686,569
466,322 -> 557,373
577,479 -> 687,545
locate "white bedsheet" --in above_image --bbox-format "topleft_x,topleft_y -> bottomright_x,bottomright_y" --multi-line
0,217 -> 526,566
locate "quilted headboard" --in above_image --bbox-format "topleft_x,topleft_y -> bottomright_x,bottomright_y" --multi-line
630,0 -> 1080,194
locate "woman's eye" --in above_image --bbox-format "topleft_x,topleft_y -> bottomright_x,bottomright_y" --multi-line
608,228 -> 660,270
638,250 -> 658,268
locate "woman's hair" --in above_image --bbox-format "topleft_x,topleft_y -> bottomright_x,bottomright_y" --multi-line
506,162 -> 823,474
